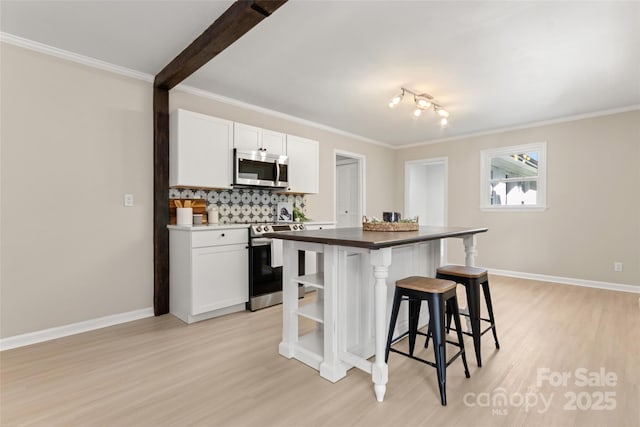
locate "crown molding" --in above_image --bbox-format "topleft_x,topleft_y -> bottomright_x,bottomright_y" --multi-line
0,32 -> 154,83
1,32 -> 394,149
399,104 -> 640,149
4,31 -> 637,151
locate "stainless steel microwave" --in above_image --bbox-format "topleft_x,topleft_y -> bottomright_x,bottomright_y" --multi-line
233,149 -> 289,189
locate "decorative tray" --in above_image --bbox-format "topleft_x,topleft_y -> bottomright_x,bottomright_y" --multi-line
362,217 -> 419,232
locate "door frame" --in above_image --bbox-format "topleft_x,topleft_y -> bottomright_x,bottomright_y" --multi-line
334,149 -> 366,226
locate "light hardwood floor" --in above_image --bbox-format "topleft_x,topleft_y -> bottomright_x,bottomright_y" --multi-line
1,275 -> 639,426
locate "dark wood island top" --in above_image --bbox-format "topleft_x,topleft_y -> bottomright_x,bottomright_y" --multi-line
263,226 -> 488,249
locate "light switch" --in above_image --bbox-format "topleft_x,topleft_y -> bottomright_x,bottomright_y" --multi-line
124,193 -> 134,207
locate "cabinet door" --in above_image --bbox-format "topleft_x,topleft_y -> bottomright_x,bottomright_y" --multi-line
286,135 -> 319,193
170,110 -> 233,189
191,244 -> 248,314
261,129 -> 286,155
233,122 -> 261,151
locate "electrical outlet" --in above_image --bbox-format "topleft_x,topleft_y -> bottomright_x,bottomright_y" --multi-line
613,262 -> 623,272
124,193 -> 134,207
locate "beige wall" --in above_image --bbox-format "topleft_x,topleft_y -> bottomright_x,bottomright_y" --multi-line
396,111 -> 640,286
3,41 -> 636,340
0,44 -> 397,338
169,90 -> 397,221
1,44 -> 154,338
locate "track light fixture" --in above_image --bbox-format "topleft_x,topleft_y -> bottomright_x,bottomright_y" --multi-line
388,87 -> 450,126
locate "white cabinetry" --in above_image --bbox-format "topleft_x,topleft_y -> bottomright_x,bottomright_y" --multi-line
233,122 -> 286,155
170,109 -> 233,189
170,227 -> 249,323
286,135 -> 319,194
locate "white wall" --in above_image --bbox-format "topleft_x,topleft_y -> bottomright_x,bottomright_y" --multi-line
406,162 -> 445,226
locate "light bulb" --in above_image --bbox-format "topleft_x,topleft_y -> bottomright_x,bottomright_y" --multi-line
437,108 -> 450,118
416,98 -> 432,109
389,92 -> 403,108
440,117 -> 448,126
413,108 -> 422,117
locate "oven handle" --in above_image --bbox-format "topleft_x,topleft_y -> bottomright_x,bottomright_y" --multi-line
251,237 -> 273,246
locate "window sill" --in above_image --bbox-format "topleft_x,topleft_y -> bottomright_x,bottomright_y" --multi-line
480,205 -> 548,212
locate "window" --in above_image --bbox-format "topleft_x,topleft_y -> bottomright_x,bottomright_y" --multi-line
480,142 -> 547,211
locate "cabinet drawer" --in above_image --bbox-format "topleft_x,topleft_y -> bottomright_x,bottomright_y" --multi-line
191,229 -> 248,248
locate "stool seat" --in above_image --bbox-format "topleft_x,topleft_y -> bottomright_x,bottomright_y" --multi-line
436,265 -> 487,279
396,276 -> 456,293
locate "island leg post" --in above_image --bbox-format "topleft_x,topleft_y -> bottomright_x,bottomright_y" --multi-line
463,234 -> 477,267
279,240 -> 298,358
370,248 -> 392,402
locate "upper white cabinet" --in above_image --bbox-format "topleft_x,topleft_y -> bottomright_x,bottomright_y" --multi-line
286,135 -> 319,194
233,122 -> 286,155
170,109 -> 233,189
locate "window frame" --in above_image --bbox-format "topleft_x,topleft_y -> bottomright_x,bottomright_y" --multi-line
480,142 -> 547,212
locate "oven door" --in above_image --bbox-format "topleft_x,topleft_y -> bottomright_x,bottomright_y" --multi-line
248,238 -> 304,311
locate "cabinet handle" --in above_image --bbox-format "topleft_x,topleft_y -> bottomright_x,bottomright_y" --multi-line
221,233 -> 225,237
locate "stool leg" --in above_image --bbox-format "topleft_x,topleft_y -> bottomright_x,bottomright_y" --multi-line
445,302 -> 453,334
424,323 -> 431,349
449,296 -> 470,379
482,280 -> 500,350
408,298 -> 421,356
429,295 -> 447,406
466,282 -> 483,367
385,289 -> 403,363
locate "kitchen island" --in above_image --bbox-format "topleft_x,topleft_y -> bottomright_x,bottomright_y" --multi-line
263,225 -> 488,402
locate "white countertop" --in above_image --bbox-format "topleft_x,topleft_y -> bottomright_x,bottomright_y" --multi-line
167,224 -> 250,231
167,220 -> 335,231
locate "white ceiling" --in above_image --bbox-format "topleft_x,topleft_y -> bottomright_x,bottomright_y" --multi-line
2,1 -> 639,146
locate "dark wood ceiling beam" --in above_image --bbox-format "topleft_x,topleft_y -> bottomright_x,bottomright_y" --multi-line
153,0 -> 287,316
155,0 -> 287,90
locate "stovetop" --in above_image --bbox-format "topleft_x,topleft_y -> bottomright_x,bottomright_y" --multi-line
249,223 -> 306,237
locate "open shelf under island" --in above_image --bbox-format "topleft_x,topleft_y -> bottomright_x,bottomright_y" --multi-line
263,225 -> 488,402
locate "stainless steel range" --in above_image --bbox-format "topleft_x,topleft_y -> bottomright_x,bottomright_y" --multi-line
247,223 -> 307,311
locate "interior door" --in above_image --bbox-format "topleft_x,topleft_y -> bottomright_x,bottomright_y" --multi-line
336,162 -> 360,227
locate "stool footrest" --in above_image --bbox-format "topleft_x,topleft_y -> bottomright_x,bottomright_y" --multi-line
447,325 -> 494,337
390,330 -> 430,347
458,312 -> 494,324
388,347 -> 466,370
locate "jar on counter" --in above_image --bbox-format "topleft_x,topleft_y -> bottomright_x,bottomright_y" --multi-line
207,205 -> 219,224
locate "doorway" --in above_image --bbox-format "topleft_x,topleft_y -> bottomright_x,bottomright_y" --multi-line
404,157 -> 447,227
334,150 -> 365,228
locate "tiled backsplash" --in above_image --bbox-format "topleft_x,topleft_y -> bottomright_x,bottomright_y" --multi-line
169,188 -> 306,223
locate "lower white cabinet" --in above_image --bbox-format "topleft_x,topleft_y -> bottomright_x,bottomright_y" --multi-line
170,227 -> 249,323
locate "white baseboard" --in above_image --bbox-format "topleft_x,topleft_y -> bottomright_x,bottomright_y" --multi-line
488,268 -> 640,294
0,307 -> 155,351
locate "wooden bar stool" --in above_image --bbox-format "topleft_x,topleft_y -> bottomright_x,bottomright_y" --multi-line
432,265 -> 500,367
385,276 -> 470,406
